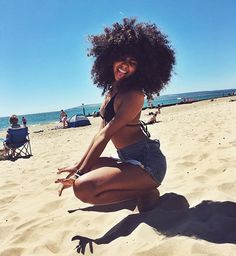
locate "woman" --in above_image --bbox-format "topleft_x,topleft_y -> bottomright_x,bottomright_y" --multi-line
55,18 -> 175,212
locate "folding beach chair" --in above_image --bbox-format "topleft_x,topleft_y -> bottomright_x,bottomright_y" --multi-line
6,127 -> 32,159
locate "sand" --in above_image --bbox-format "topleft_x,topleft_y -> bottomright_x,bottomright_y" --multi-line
0,96 -> 236,256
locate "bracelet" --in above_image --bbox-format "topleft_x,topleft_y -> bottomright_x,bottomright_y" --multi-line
73,169 -> 84,179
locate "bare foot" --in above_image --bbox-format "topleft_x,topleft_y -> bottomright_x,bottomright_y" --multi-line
137,189 -> 160,213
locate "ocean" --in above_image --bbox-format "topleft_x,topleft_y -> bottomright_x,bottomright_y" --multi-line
0,89 -> 235,131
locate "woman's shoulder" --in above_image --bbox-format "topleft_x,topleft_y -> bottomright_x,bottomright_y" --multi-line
119,90 -> 144,102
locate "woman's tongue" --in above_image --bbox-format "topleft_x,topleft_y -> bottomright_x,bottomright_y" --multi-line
117,70 -> 127,79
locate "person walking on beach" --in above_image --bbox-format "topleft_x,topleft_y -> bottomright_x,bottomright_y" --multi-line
55,18 -> 175,211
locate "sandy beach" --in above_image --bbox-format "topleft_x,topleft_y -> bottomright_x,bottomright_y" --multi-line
0,96 -> 236,256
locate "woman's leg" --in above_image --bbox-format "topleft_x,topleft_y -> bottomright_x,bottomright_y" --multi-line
73,157 -> 160,210
90,157 -> 120,170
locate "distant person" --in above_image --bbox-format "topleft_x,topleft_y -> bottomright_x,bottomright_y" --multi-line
22,116 -> 27,127
62,114 -> 68,129
9,115 -> 21,128
60,110 -> 67,122
92,111 -> 97,118
60,110 -> 68,128
146,111 -> 159,125
147,99 -> 154,109
3,115 -> 21,157
157,104 -> 161,114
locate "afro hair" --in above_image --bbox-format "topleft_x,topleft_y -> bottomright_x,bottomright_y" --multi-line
88,18 -> 175,96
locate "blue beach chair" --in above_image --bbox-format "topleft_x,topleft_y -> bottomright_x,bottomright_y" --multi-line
6,127 -> 32,159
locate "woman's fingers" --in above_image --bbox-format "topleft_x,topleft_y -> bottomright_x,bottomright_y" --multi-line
55,178 -> 73,184
66,173 -> 74,179
56,169 -> 76,196
58,185 -> 64,196
55,178 -> 75,186
56,178 -> 74,196
57,166 -> 76,174
57,167 -> 70,174
55,178 -> 64,183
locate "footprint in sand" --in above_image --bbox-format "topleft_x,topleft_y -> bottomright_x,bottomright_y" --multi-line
176,161 -> 196,167
198,137 -> 209,143
191,243 -> 215,255
10,216 -> 21,222
0,225 -> 14,241
0,247 -> 24,256
229,140 -> 236,146
194,175 -> 207,183
1,183 -> 18,190
9,228 -> 34,244
38,199 -> 65,214
182,154 -> 196,161
40,179 -> 52,186
15,218 -> 41,231
198,153 -> 209,161
33,240 -> 61,254
204,168 -> 220,176
1,195 -> 16,204
218,183 -> 235,193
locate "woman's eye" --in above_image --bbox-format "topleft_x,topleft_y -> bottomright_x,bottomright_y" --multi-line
130,62 -> 137,66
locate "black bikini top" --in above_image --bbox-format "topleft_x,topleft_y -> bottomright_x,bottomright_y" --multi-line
100,93 -> 150,137
100,93 -> 117,123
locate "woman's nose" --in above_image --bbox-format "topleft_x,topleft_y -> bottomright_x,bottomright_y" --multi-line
120,63 -> 129,71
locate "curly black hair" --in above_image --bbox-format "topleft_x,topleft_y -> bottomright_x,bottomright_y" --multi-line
88,18 -> 175,96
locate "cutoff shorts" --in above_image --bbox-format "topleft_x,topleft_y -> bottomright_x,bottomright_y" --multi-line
117,138 -> 167,184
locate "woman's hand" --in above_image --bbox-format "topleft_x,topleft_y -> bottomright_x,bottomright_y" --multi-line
57,165 -> 78,177
55,165 -> 78,196
55,177 -> 75,196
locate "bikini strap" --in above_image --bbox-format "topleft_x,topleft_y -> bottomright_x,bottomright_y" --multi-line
139,120 -> 151,138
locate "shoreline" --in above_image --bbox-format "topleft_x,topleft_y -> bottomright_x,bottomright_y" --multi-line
142,93 -> 236,109
0,94 -> 235,133
0,88 -> 235,131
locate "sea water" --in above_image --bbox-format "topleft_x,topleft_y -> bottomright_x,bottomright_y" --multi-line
0,89 -> 235,131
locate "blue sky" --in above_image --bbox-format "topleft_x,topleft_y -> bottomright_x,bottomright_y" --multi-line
0,0 -> 236,117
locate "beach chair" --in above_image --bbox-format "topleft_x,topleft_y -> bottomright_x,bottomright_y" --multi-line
6,127 -> 32,159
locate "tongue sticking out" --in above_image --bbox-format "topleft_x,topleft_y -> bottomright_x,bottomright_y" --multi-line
117,67 -> 127,79
117,71 -> 126,79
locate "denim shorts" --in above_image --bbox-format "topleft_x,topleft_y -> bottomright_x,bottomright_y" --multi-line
117,138 -> 167,184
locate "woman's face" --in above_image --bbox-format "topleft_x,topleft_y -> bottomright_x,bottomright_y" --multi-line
113,56 -> 138,81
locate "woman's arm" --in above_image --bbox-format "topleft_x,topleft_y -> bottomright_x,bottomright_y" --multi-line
57,95 -> 108,176
78,91 -> 144,173
73,119 -> 105,171
58,119 -> 105,175
72,93 -> 110,171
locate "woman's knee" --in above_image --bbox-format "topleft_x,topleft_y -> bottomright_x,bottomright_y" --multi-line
73,178 -> 97,203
